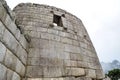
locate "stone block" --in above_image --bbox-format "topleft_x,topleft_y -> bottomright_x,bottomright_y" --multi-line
5,15 -> 17,35
0,63 -> 7,80
29,31 -> 40,38
26,66 -> 43,77
4,49 -> 17,71
43,66 -> 62,77
0,42 -> 6,62
40,32 -> 50,40
19,35 -> 28,49
15,28 -> 21,40
48,28 -> 59,35
28,48 -> 40,57
59,52 -> 70,60
0,21 -> 5,39
51,35 -> 60,41
3,29 -> 18,53
70,53 -> 82,61
30,38 -> 40,48
36,27 -> 47,32
15,59 -> 25,77
70,61 -> 77,67
64,60 -> 71,67
16,45 -> 27,65
61,37 -> 72,44
77,61 -> 88,68
65,68 -> 85,76
44,78 -> 64,80
39,39 -> 49,49
0,3 -> 7,22
96,69 -> 105,79
12,72 -> 21,80
28,57 -> 40,66
7,69 -> 14,80
72,40 -> 79,46
27,78 -> 42,80
64,44 -> 80,53
47,58 -> 63,66
85,69 -> 96,78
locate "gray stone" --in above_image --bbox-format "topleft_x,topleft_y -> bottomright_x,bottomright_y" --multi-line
12,72 -> 21,80
0,42 -> 6,62
65,68 -> 85,76
0,21 -> 5,39
0,63 -> 7,80
43,66 -> 62,77
26,66 -> 43,77
15,59 -> 25,76
85,69 -> 96,78
4,49 -> 17,71
7,69 -> 14,80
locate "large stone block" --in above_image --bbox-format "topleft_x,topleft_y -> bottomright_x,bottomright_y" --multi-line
12,72 -> 21,80
96,69 -> 105,79
28,48 -> 40,57
65,68 -> 85,76
0,21 -> 5,39
26,66 -> 43,77
19,35 -> 28,49
70,53 -> 83,61
7,69 -> 14,80
16,45 -> 27,65
43,66 -> 62,77
3,29 -> 18,53
28,57 -> 40,66
15,59 -> 25,77
0,2 -> 7,22
27,78 -> 42,80
85,69 -> 96,78
0,63 -> 7,80
30,38 -> 40,48
0,42 -> 6,62
4,14 -> 17,35
4,49 -> 17,71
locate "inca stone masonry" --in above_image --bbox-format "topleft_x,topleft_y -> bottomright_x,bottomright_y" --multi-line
0,0 -> 105,80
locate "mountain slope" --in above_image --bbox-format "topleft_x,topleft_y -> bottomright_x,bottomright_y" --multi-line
101,60 -> 120,73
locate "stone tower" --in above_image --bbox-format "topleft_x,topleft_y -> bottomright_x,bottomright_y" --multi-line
0,0 -> 104,80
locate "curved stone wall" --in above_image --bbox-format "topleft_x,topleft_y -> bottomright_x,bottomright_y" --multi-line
13,3 -> 104,80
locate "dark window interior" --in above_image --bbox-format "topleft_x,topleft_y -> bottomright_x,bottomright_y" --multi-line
53,14 -> 63,27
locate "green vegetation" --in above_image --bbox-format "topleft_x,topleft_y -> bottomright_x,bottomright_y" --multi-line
106,69 -> 120,80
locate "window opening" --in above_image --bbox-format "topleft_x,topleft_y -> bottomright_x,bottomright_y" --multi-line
53,14 -> 63,27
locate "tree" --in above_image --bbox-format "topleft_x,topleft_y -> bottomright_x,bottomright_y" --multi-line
107,69 -> 120,80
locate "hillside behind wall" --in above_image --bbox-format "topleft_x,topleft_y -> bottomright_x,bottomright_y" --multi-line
0,0 -> 28,80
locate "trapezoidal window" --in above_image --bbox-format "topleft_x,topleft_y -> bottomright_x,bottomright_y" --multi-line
53,14 -> 63,27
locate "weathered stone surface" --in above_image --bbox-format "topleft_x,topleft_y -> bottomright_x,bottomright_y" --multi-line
7,69 -> 14,80
43,66 -> 62,77
0,0 -> 105,80
96,69 -> 105,79
4,49 -> 17,71
16,45 -> 27,65
0,2 -> 7,22
3,29 -> 18,53
15,59 -> 25,76
85,69 -> 96,78
65,68 -> 85,76
0,21 -> 5,39
0,63 -> 7,80
12,72 -> 21,80
26,66 -> 43,77
0,42 -> 6,62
